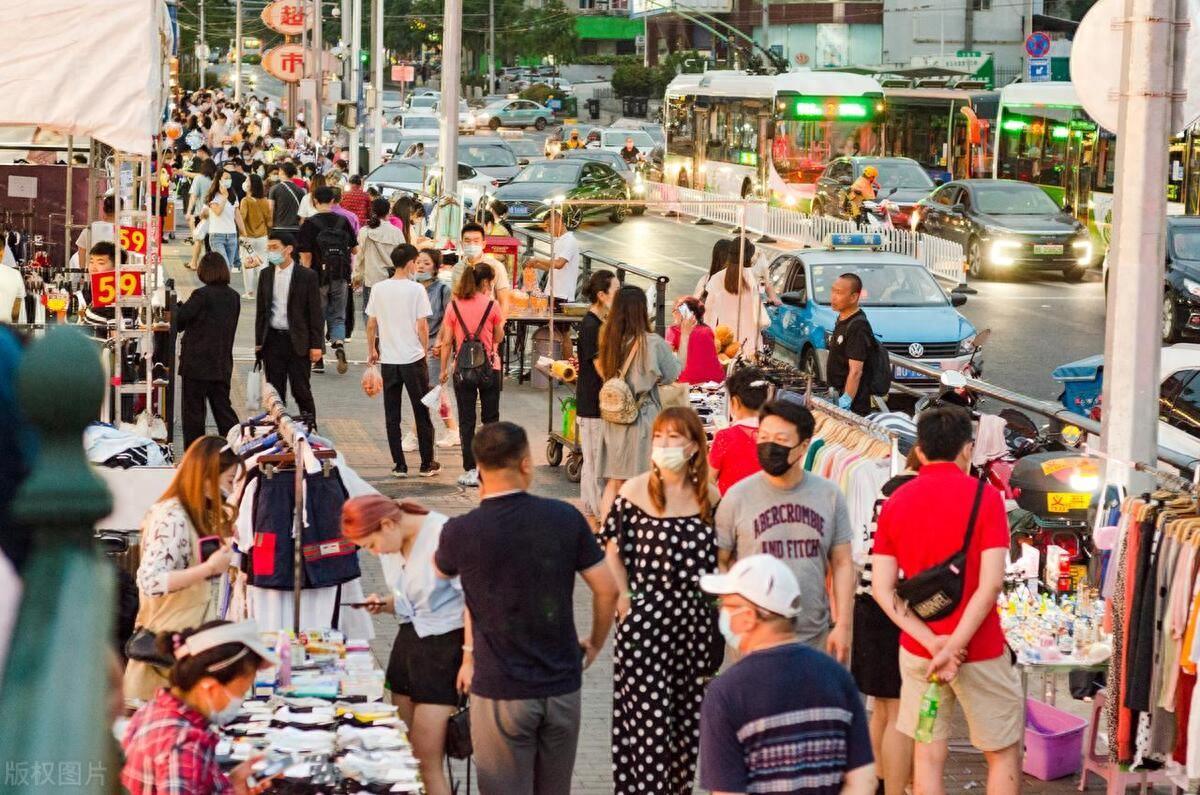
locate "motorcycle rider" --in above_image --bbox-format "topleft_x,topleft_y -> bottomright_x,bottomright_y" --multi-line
564,128 -> 585,151
846,166 -> 879,226
620,136 -> 641,164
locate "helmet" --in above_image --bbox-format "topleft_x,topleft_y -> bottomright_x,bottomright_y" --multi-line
570,128 -> 579,137
863,166 -> 878,178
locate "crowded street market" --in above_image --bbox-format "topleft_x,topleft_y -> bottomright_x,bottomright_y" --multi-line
0,0 -> 1198,793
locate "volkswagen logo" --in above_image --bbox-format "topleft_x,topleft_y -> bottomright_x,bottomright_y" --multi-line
908,342 -> 925,358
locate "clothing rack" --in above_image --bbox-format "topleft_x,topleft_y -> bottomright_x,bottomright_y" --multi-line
1080,443 -> 1199,494
805,394 -> 903,475
261,382 -> 310,634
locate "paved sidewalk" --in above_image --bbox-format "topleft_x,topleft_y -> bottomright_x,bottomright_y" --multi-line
164,242 -> 1120,792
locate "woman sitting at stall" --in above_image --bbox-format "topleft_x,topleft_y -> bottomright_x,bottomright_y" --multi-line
665,296 -> 724,384
121,620 -> 276,794
343,495 -> 464,795
124,437 -> 244,702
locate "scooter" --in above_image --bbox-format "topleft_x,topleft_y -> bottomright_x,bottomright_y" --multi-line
860,189 -> 900,231
913,329 -> 990,412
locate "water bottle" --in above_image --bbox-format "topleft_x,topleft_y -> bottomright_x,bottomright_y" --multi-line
914,678 -> 942,743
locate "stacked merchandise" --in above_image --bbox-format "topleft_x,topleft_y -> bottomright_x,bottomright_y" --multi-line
686,383 -> 728,442
998,584 -> 1111,666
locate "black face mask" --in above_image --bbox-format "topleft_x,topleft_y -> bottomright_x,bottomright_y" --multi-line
757,441 -> 800,476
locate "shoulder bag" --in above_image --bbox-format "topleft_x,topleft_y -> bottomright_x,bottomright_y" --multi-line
599,340 -> 645,424
894,477 -> 987,622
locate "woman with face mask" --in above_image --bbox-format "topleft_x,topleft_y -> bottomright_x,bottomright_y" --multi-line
599,406 -> 722,795
414,249 -> 459,449
125,438 -> 245,702
121,620 -> 276,794
204,169 -> 241,276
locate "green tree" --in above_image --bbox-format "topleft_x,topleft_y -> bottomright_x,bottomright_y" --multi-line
514,0 -> 579,66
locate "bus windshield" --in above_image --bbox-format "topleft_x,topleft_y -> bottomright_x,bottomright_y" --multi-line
773,120 -> 882,185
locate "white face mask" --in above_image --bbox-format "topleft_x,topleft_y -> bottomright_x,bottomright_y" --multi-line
463,243 -> 484,259
651,445 -> 691,472
220,177 -> 232,189
208,684 -> 245,726
718,607 -> 750,650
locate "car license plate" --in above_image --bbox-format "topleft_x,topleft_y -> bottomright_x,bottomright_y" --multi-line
893,362 -> 938,380
1033,244 -> 1064,255
509,204 -> 528,216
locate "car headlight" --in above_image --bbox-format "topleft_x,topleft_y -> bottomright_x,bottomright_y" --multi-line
989,239 -> 1021,266
1073,238 -> 1093,265
1184,277 -> 1200,299
958,334 -> 977,355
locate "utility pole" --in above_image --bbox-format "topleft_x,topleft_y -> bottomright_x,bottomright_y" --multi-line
372,0 -> 384,171
342,0 -> 352,93
199,0 -> 207,89
313,0 -> 324,130
1098,0 -> 1177,487
349,0 -> 362,173
761,0 -> 769,51
441,0 -> 463,197
963,0 -> 973,52
487,0 -> 495,95
235,0 -> 243,102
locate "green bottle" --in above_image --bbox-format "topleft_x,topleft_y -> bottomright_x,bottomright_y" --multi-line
914,678 -> 942,743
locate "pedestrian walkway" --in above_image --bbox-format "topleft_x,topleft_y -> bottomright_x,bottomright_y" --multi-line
163,240 -> 1114,793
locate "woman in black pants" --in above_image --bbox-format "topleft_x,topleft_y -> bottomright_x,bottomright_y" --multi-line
437,261 -> 503,488
177,252 -> 241,449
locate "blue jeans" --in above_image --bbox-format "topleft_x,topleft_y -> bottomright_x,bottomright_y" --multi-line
321,279 -> 348,344
208,232 -> 238,270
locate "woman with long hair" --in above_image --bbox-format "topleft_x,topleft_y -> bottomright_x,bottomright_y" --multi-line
186,158 -> 218,270
389,195 -> 434,249
596,284 -> 683,521
576,269 -> 619,522
296,172 -> 326,220
693,238 -> 734,300
237,173 -> 272,298
342,496 -> 465,795
124,437 -> 245,701
666,296 -> 724,384
355,196 -> 406,314
701,241 -> 767,357
203,170 -> 241,275
600,407 -> 722,795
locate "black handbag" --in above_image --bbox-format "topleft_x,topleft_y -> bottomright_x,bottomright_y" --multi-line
894,477 -> 987,622
124,627 -> 175,668
445,696 -> 472,760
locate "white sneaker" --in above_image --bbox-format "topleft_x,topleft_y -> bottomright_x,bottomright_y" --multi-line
457,468 -> 479,487
401,433 -> 418,452
436,432 -> 461,448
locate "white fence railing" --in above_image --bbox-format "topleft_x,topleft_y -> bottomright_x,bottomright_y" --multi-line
642,181 -> 969,289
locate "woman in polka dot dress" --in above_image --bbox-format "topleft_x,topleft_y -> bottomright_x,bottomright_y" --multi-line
600,406 -> 724,794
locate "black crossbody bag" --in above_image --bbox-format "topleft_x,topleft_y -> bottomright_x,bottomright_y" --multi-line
894,477 -> 987,622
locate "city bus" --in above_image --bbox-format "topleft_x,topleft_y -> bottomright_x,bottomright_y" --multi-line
663,70 -> 885,207
880,87 -> 998,183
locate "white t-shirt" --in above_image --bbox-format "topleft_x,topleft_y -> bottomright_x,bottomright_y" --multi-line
367,277 -> 432,365
75,221 -> 115,254
0,264 -> 25,323
549,231 -> 581,302
206,194 -> 238,235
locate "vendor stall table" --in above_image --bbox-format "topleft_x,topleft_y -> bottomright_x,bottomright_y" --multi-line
503,311 -> 584,384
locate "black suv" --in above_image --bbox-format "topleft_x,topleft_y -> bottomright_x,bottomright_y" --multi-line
811,156 -> 937,227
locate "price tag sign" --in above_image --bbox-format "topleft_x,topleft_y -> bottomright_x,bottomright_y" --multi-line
119,225 -> 149,256
90,270 -> 145,307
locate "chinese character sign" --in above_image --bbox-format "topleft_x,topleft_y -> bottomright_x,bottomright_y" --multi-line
260,0 -> 308,35
262,44 -> 305,83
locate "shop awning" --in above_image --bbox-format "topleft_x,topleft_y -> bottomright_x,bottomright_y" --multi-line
0,0 -> 171,155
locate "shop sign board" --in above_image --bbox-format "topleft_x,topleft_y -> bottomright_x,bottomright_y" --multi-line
262,44 -> 305,84
90,271 -> 144,307
119,225 -> 148,256
391,65 -> 414,83
260,1 -> 308,35
7,176 -> 36,199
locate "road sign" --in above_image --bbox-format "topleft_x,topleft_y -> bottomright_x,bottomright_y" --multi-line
956,50 -> 982,57
391,64 -> 414,83
1029,57 -> 1050,82
1025,31 -> 1051,58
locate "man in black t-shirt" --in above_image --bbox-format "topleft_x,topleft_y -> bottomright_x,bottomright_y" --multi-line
825,272 -> 876,415
269,162 -> 305,233
435,422 -> 618,795
297,186 -> 358,374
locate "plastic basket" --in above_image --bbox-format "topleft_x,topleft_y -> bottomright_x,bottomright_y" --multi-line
1022,698 -> 1087,781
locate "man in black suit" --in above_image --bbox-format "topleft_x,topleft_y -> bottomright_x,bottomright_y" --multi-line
256,230 -> 323,423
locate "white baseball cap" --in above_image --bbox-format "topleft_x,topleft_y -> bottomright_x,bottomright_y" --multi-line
700,555 -> 802,618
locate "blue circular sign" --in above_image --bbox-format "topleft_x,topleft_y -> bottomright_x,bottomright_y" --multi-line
1025,32 -> 1051,58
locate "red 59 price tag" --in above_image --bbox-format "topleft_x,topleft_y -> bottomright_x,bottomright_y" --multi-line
90,271 -> 144,307
119,225 -> 148,256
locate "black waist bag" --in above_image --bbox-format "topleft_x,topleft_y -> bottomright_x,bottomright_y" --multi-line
894,477 -> 987,622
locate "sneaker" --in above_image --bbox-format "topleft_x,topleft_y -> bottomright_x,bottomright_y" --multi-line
457,468 -> 479,487
436,432 -> 461,448
419,462 -> 442,477
335,344 -> 348,374
401,433 -> 418,453
391,467 -> 409,479
312,359 -> 325,374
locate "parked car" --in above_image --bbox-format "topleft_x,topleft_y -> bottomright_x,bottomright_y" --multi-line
561,149 -> 646,212
363,158 -> 494,211
458,140 -> 521,183
406,94 -> 439,112
912,179 -> 1093,281
505,137 -> 546,165
764,237 -> 978,390
474,99 -> 555,131
392,114 -> 441,133
1153,216 -> 1200,342
376,127 -> 438,160
597,128 -> 656,156
380,89 -> 405,116
434,99 -> 476,134
491,159 -> 631,228
811,156 -> 936,228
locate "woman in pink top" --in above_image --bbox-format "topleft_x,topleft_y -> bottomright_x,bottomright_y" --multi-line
665,297 -> 725,384
438,261 -> 504,487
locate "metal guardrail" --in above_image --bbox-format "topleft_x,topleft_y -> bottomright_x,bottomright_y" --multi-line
510,227 -> 671,336
888,353 -> 1200,473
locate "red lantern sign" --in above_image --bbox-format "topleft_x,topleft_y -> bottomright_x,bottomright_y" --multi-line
262,44 -> 306,84
260,1 -> 308,35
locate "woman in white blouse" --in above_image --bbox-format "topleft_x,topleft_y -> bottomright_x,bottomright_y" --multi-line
343,495 -> 465,795
124,436 -> 244,702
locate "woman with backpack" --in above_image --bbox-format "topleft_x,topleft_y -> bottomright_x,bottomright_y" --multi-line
595,285 -> 683,522
438,261 -> 503,488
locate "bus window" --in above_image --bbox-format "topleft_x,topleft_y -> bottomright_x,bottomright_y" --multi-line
773,120 -> 880,185
995,112 -> 1072,187
666,96 -> 694,158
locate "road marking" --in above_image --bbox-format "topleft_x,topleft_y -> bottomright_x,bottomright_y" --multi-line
572,228 -> 710,273
973,294 -> 1104,301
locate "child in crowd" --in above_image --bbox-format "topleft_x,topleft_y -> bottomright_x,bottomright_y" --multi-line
666,296 -> 725,385
708,366 -> 771,495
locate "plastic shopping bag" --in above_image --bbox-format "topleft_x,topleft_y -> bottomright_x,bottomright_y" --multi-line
420,384 -> 441,410
362,364 -> 383,398
245,360 -> 263,412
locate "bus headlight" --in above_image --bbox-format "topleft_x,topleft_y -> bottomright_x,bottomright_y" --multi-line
1073,238 -> 1093,265
989,239 -> 1021,266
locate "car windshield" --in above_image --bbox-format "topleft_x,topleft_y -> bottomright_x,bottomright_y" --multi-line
603,131 -> 655,149
484,101 -> 509,111
507,139 -> 541,157
367,162 -> 424,183
1171,228 -> 1200,260
402,116 -> 439,129
409,97 -> 437,109
381,128 -> 405,143
862,160 -> 935,190
641,126 -> 665,145
512,161 -> 582,183
460,144 -> 517,168
382,91 -> 402,103
566,152 -> 625,170
809,263 -> 948,307
972,184 -> 1061,215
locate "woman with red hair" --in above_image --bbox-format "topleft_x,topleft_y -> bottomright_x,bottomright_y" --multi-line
342,495 -> 465,795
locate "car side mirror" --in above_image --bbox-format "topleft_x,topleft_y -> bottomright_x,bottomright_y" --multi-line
950,293 -> 968,307
837,176 -> 852,187
950,203 -> 966,214
1062,202 -> 1074,215
518,158 -> 530,166
934,177 -> 945,186
780,290 -> 806,307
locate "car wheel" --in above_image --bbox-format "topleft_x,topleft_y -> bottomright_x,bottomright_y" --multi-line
799,346 -> 821,382
1062,265 -> 1087,283
489,118 -> 500,131
609,205 -> 627,224
1164,295 -> 1183,344
546,439 -> 563,467
632,204 -> 647,216
534,117 -> 547,131
967,237 -> 992,281
565,208 -> 583,230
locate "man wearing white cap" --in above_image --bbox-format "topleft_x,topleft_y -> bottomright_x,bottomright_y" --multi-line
698,555 -> 875,795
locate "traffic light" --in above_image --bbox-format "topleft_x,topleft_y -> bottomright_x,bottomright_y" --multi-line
360,49 -> 369,67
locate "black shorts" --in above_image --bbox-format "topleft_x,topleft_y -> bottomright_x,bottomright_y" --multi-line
385,623 -> 464,706
850,593 -> 902,699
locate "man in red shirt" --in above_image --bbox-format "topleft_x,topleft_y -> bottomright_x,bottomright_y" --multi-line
872,405 -> 1022,795
340,174 -> 371,225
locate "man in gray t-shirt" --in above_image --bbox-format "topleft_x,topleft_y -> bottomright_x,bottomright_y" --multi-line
715,400 -> 855,662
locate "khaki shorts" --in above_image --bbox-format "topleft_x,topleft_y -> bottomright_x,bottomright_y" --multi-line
896,648 -> 1024,752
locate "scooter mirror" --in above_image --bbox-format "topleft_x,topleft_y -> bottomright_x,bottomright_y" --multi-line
973,328 -> 992,349
940,370 -> 968,389
1061,425 -> 1083,446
